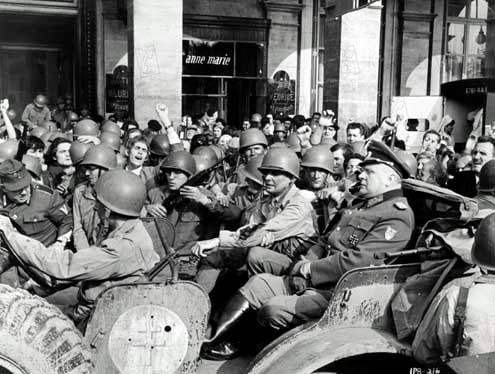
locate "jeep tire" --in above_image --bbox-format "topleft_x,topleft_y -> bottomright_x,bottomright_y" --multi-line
0,284 -> 93,374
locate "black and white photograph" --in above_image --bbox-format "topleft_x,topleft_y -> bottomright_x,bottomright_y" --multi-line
0,0 -> 493,373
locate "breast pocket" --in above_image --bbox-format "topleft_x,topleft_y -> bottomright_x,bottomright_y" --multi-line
21,212 -> 49,235
340,216 -> 377,249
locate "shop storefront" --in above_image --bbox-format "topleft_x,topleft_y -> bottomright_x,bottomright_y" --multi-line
182,14 -> 269,128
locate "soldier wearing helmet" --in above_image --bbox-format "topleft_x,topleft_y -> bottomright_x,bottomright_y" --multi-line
72,144 -> 117,251
0,159 -> 72,247
0,169 -> 158,323
22,94 -> 51,130
272,122 -> 287,143
413,212 -> 495,364
194,147 -> 318,359
299,145 -> 337,233
233,128 -> 269,185
146,151 -> 219,262
148,134 -> 170,166
199,141 -> 414,360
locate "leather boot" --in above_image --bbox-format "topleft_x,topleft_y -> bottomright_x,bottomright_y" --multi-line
201,292 -> 250,360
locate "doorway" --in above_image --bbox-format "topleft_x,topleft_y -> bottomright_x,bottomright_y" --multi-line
0,13 -> 75,115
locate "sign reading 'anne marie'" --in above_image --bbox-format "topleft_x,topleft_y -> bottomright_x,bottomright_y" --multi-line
183,40 -> 234,76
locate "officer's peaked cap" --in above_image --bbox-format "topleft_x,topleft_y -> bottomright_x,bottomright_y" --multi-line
360,140 -> 411,179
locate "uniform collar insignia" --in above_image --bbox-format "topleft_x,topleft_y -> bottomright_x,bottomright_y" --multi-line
365,189 -> 403,208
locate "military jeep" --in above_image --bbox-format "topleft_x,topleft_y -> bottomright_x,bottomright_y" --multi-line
246,179 -> 490,374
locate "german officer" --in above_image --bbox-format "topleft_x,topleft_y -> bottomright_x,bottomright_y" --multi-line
201,141 -> 414,360
0,159 -> 72,247
0,169 -> 159,324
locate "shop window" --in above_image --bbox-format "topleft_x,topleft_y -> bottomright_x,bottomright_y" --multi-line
235,43 -> 265,78
444,0 -> 487,82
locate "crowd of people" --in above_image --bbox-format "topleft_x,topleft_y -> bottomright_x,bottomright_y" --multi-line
0,93 -> 494,365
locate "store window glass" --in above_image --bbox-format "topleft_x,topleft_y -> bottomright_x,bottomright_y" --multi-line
235,43 -> 265,77
444,0 -> 487,82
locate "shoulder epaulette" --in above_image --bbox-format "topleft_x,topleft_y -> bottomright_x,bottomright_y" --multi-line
32,184 -> 53,195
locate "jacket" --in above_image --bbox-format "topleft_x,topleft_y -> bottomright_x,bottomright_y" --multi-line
21,103 -> 51,128
2,218 -> 158,321
218,184 -> 317,255
72,184 -> 98,251
147,186 -> 219,254
307,189 -> 414,287
2,183 -> 72,246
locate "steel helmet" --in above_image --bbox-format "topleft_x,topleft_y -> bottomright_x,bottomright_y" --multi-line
274,123 -> 287,133
33,94 -> 48,108
101,120 -> 121,136
95,169 -> 146,217
285,133 -> 301,153
6,108 -> 16,122
239,128 -> 268,150
100,131 -> 121,152
209,145 -> 224,161
192,146 -> 218,165
160,151 -> 196,177
394,149 -> 418,178
70,140 -> 93,165
67,111 -> 79,122
22,154 -> 42,178
80,144 -> 117,170
244,155 -> 264,185
74,119 -> 99,136
258,147 -> 300,179
30,126 -> 49,139
478,159 -> 495,192
40,121 -> 58,132
0,140 -> 19,162
193,154 -> 216,174
149,134 -> 170,156
472,213 -> 495,270
300,145 -> 334,174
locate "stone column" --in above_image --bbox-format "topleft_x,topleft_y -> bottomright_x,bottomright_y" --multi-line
127,0 -> 182,127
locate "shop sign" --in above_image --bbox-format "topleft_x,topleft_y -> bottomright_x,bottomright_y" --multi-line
268,70 -> 296,116
183,40 -> 234,76
106,65 -> 129,113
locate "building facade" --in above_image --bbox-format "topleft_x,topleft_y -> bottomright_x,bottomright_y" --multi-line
324,0 -> 494,145
0,0 -> 326,128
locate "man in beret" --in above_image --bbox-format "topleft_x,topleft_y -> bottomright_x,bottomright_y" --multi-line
0,159 -> 72,247
201,141 -> 415,360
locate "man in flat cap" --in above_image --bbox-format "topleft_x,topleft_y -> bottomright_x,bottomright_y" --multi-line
0,159 -> 72,247
201,140 -> 415,360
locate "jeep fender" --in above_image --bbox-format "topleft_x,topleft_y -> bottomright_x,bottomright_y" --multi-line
246,326 -> 412,374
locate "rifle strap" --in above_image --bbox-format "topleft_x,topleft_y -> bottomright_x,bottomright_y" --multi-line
451,285 -> 470,358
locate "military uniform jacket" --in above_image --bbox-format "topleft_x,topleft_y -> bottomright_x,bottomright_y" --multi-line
72,184 -> 98,251
2,218 -> 159,318
2,183 -> 72,246
147,185 -> 219,254
219,184 -> 317,250
309,189 -> 414,287
21,103 -> 51,128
